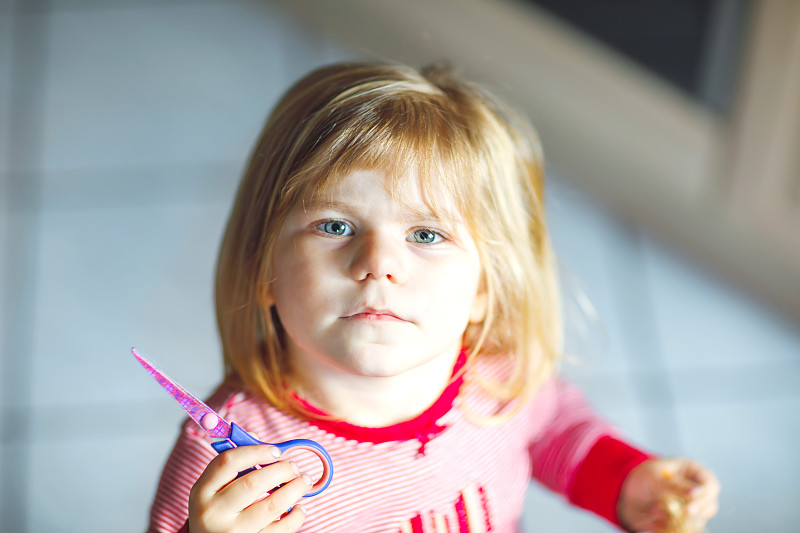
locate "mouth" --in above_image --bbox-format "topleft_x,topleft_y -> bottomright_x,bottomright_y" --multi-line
342,307 -> 407,323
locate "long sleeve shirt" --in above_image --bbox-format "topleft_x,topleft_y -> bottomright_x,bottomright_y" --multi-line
148,353 -> 650,532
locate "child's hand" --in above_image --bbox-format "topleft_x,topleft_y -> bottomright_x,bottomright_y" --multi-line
617,458 -> 719,533
188,444 -> 313,533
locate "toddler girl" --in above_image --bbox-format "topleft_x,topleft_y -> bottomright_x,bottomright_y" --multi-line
149,62 -> 719,533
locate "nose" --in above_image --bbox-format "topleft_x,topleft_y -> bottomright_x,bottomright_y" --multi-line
348,230 -> 406,283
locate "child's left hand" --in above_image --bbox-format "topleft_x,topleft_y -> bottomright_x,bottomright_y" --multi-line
617,458 -> 719,532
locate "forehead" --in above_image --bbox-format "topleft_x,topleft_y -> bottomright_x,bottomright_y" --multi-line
304,165 -> 464,222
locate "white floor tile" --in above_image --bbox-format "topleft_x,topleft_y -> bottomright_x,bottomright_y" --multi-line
643,238 -> 800,369
547,177 -> 682,448
29,397 -> 188,442
27,433 -> 177,533
0,11 -> 15,394
39,159 -> 241,210
0,435 -> 30,531
0,207 -> 8,406
547,176 -> 647,374
1,210 -> 40,411
674,397 -> 800,532
40,1 -> 326,174
29,199 -> 231,409
669,361 -> 800,406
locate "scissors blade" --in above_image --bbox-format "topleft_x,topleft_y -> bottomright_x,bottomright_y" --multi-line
131,348 -> 231,439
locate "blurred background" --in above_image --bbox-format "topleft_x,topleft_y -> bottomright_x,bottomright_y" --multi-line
1,0 -> 799,531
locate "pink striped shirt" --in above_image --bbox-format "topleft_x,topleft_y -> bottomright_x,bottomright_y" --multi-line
148,355 -> 650,532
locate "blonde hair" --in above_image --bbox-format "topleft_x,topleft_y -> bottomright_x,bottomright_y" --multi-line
215,62 -> 562,418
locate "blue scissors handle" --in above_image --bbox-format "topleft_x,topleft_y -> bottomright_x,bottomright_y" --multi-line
211,423 -> 333,497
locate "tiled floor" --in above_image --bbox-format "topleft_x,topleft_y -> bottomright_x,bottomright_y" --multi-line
1,1 -> 798,532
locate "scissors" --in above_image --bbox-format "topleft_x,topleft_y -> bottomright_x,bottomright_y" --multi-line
131,348 -> 333,497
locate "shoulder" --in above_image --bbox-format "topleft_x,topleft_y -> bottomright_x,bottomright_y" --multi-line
203,384 -> 323,444
460,353 -> 562,415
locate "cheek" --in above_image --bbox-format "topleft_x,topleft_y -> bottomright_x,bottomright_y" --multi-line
421,258 -> 482,317
271,243 -> 312,307
273,259 -> 317,305
271,242 -> 339,316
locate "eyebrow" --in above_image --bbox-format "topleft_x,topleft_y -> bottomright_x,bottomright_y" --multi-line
301,198 -> 353,213
301,197 -> 455,225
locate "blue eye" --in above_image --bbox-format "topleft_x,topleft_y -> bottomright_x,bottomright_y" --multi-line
318,220 -> 353,236
409,228 -> 443,244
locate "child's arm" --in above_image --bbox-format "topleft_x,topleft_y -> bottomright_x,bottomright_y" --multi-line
525,379 -> 719,532
187,444 -> 312,533
529,380 -> 718,531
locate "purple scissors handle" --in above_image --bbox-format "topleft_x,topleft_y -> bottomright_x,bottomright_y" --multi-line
211,424 -> 332,497
132,348 -> 333,497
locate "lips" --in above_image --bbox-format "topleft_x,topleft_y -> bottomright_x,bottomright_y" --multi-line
343,307 -> 407,322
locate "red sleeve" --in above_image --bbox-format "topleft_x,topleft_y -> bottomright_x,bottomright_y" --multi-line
567,435 -> 654,527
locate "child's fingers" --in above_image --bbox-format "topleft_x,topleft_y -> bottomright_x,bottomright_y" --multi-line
661,460 -> 717,497
193,445 -> 282,501
687,463 -> 720,500
685,478 -> 720,523
656,460 -> 720,533
239,475 -> 312,532
676,461 -> 720,507
216,459 -> 302,512
681,497 -> 718,533
263,504 -> 306,533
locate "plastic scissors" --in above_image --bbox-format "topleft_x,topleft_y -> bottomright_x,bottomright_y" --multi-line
131,348 -> 333,497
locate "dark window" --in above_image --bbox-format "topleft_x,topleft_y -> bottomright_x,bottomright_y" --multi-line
523,0 -> 752,114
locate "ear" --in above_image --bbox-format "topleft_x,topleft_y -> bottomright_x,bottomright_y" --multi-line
260,279 -> 276,307
468,286 -> 488,324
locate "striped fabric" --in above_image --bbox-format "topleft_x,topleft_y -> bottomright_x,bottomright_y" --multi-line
148,359 -> 634,533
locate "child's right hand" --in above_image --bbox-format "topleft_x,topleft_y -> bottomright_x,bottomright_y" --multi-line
188,444 -> 313,533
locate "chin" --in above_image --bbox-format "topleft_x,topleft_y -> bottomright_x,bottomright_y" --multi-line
346,360 -> 410,379
338,350 -> 417,379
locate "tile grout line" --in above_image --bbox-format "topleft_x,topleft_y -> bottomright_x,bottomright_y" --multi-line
0,1 -> 49,531
607,223 -> 685,455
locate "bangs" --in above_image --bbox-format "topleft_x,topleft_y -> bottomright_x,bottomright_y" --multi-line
278,82 -> 490,229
